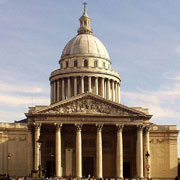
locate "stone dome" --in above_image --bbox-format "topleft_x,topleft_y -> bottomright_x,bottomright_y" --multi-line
61,34 -> 110,61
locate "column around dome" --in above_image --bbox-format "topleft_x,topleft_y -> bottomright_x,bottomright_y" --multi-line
81,76 -> 84,93
62,79 -> 65,100
57,80 -> 60,101
107,79 -> 110,100
116,82 -> 118,103
88,76 -> 92,93
53,81 -> 56,103
74,77 -> 77,96
117,83 -> 120,103
112,81 -> 115,102
67,77 -> 71,98
95,77 -> 98,95
101,78 -> 105,98
50,82 -> 53,104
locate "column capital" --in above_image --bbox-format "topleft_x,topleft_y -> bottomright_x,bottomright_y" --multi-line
96,124 -> 103,131
116,124 -> 124,132
54,123 -> 62,130
137,125 -> 144,131
33,123 -> 41,129
144,125 -> 150,133
75,124 -> 83,131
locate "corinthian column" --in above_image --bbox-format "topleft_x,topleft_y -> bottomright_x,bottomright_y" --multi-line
96,124 -> 103,178
81,76 -> 84,93
136,125 -> 144,178
27,125 -> 33,174
101,78 -> 105,98
112,81 -> 115,102
54,81 -> 56,103
107,79 -> 110,100
67,77 -> 71,98
95,77 -> 98,95
118,83 -> 121,103
116,124 -> 124,179
74,77 -> 77,96
34,123 -> 41,171
62,79 -> 65,100
51,82 -> 53,104
88,76 -> 92,92
57,80 -> 60,101
55,123 -> 62,177
76,124 -> 83,178
144,126 -> 151,179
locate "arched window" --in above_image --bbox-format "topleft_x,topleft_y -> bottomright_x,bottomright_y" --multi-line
94,61 -> 98,68
60,63 -> 63,69
66,61 -> 69,68
74,60 -> 78,67
84,60 -> 88,67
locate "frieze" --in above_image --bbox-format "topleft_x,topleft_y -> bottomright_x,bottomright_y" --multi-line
38,97 -> 137,116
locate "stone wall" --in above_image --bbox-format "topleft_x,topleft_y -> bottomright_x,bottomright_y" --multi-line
0,123 -> 32,177
150,125 -> 178,179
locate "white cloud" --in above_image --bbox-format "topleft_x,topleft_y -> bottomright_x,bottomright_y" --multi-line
0,111 -> 25,122
121,83 -> 180,120
163,73 -> 180,81
0,93 -> 49,107
176,47 -> 180,53
0,81 -> 43,93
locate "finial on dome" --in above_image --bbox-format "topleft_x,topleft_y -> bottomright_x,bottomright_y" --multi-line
77,2 -> 93,35
83,1 -> 87,15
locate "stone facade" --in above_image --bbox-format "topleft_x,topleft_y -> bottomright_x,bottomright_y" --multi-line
0,5 -> 178,180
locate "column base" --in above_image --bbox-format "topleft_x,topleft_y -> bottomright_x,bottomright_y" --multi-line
54,176 -> 62,179
76,177 -> 82,180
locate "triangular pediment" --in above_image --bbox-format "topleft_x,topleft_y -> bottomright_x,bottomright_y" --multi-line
32,93 -> 150,118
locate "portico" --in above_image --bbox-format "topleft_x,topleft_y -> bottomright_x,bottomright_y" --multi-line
27,93 -> 151,179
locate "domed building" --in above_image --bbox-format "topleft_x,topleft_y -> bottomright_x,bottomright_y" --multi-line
0,5 -> 178,180
50,7 -> 120,104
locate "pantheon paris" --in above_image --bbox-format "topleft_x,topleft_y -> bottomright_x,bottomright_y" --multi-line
0,5 -> 178,180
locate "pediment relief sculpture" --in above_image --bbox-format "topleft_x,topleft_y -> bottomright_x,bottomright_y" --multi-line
37,97 -> 141,116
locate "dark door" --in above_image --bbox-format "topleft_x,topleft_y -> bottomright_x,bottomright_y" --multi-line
46,160 -> 55,177
83,157 -> 94,177
123,162 -> 130,178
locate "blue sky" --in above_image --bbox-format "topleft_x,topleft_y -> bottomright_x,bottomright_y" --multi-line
0,0 -> 180,135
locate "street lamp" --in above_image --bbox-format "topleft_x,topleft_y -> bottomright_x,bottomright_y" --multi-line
7,153 -> 11,177
145,151 -> 150,180
50,152 -> 54,177
37,138 -> 43,178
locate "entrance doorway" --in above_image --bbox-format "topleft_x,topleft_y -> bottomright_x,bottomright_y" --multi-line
46,161 -> 55,177
83,157 -> 94,177
123,162 -> 130,178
